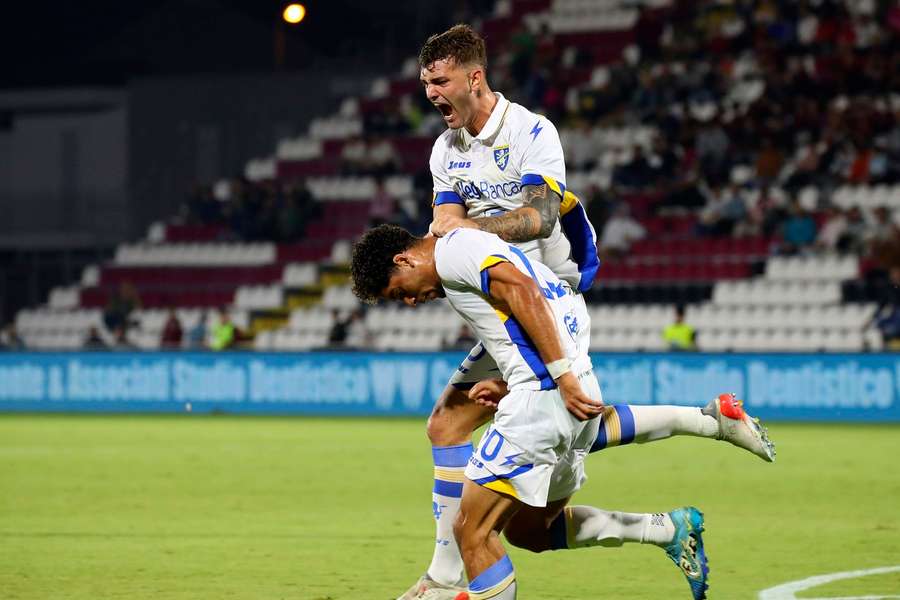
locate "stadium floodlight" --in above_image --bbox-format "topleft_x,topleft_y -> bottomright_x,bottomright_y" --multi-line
282,3 -> 306,24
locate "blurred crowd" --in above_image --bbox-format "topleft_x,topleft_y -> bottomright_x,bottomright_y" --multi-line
181,179 -> 321,242
180,1 -> 900,272
496,0 -> 900,269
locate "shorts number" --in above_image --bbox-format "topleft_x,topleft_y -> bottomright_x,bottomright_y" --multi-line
480,429 -> 504,462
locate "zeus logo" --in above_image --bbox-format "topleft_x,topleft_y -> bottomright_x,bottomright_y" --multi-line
448,161 -> 472,169
433,502 -> 447,520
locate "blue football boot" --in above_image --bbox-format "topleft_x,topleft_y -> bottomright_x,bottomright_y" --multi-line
665,507 -> 709,600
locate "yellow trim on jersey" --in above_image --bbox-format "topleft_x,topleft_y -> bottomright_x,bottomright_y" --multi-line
433,467 -> 466,483
467,573 -> 517,599
479,255 -> 510,271
560,190 -> 580,216
482,478 -> 519,499
488,300 -> 510,324
542,175 -> 563,198
601,406 -> 623,447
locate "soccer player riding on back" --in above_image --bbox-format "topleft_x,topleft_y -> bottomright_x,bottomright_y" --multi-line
366,23 -> 776,600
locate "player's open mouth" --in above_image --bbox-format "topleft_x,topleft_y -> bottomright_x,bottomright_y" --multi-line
435,102 -> 454,120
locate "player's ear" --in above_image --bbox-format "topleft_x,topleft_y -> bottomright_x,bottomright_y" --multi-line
393,253 -> 413,269
471,69 -> 482,92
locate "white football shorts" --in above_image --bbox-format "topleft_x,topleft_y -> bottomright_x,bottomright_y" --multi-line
448,341 -> 501,390
464,371 -> 602,507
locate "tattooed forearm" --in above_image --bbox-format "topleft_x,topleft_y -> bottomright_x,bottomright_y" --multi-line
474,210 -> 538,242
522,183 -> 560,238
472,183 -> 561,242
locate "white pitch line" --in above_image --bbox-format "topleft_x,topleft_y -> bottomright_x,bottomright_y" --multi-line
801,596 -> 900,599
759,566 -> 900,600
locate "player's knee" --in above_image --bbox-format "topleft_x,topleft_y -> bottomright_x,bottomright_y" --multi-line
425,409 -> 451,444
426,396 -> 474,445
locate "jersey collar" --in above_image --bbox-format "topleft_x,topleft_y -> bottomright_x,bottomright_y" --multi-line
461,92 -> 509,146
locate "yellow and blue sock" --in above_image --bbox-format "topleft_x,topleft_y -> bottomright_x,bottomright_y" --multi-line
590,404 -> 717,453
590,405 -> 636,452
426,443 -> 471,586
467,554 -> 517,599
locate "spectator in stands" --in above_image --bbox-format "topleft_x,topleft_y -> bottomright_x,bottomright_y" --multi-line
185,183 -> 220,224
874,267 -> 900,350
344,308 -> 373,349
613,146 -> 655,190
783,137 -> 825,192
815,206 -> 850,253
0,323 -> 25,350
210,308 -> 236,351
634,3 -> 664,60
368,179 -> 396,226
869,217 -> 900,272
83,326 -> 106,350
695,118 -> 731,184
780,200 -> 818,254
444,324 -> 477,351
186,313 -> 208,349
160,309 -> 183,349
509,24 -> 537,88
111,324 -> 137,351
841,206 -> 871,254
585,185 -> 615,236
103,282 -> 142,332
278,193 -> 304,242
697,184 -> 746,237
563,119 -> 599,171
327,309 -> 350,347
867,206 -> 896,248
663,305 -> 696,352
399,95 -> 424,132
649,134 -> 679,184
755,138 -> 785,187
600,203 -> 646,262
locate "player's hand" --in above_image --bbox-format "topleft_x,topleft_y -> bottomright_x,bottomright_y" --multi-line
429,214 -> 479,237
468,378 -> 508,409
556,372 -> 604,421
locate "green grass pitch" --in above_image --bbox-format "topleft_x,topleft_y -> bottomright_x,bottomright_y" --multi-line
2,415 -> 899,599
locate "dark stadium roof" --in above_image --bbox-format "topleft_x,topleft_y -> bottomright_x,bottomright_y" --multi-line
0,0 -> 456,89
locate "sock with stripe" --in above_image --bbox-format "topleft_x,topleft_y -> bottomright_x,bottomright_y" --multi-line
466,554 -> 517,599
549,505 -> 675,549
427,443 -> 471,586
590,404 -> 718,453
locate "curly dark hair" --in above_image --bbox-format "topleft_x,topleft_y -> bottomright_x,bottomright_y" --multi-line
351,225 -> 419,304
419,23 -> 487,70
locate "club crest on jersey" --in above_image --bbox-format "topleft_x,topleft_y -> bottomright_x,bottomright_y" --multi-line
493,145 -> 510,171
564,310 -> 579,343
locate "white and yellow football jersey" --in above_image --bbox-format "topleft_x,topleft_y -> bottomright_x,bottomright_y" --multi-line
430,92 -> 599,292
435,227 -> 592,392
